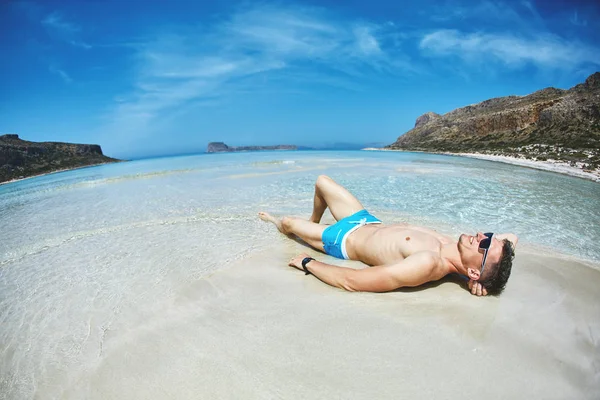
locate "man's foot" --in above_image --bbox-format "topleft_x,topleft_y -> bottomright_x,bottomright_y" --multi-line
258,212 -> 285,233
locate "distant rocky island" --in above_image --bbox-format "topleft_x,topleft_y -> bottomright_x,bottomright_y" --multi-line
0,134 -> 120,184
207,142 -> 297,153
310,142 -> 388,150
386,72 -> 600,173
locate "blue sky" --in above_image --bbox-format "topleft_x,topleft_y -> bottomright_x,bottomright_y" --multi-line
1,0 -> 599,159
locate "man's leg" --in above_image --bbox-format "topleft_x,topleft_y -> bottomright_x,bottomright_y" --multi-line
258,175 -> 364,252
258,212 -> 326,252
310,175 -> 364,223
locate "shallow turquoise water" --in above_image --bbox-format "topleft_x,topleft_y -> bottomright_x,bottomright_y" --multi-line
1,150 -> 599,398
2,150 -> 599,264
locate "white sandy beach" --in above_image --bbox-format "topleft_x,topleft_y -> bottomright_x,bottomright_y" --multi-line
53,244 -> 600,399
448,152 -> 600,183
2,152 -> 599,399
3,215 -> 599,399
362,148 -> 600,183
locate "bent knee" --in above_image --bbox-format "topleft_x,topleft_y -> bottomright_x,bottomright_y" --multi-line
316,174 -> 333,187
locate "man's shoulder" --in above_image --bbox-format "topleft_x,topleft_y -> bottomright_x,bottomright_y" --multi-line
382,251 -> 448,287
385,251 -> 438,269
406,250 -> 442,266
409,251 -> 447,276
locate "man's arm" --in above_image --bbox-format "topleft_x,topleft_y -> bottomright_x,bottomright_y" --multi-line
288,252 -> 445,292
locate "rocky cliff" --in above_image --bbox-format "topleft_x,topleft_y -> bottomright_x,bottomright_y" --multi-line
207,142 -> 297,153
388,72 -> 600,169
0,134 -> 120,183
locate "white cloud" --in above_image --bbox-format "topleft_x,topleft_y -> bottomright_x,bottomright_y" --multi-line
219,5 -> 342,58
419,29 -> 600,69
570,11 -> 587,27
69,40 -> 92,49
105,3 -> 410,141
353,25 -> 382,55
42,11 -> 79,33
428,1 -> 545,32
429,1 -> 519,22
48,65 -> 72,83
41,10 -> 92,50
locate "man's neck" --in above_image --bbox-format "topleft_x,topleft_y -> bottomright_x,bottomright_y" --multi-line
440,242 -> 468,276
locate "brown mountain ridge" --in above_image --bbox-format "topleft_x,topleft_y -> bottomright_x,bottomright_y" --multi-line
387,72 -> 600,170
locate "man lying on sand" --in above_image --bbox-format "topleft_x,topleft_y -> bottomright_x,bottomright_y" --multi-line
259,175 -> 518,296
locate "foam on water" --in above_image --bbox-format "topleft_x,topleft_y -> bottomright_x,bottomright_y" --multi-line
1,150 -> 599,398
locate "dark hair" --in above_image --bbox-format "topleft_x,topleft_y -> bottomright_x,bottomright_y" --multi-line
482,239 -> 515,296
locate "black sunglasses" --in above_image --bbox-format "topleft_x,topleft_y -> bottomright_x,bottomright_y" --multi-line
479,232 -> 494,276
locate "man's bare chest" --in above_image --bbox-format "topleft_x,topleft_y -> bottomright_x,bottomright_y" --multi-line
348,225 -> 451,265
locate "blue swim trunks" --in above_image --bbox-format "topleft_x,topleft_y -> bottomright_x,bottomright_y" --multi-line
322,209 -> 382,259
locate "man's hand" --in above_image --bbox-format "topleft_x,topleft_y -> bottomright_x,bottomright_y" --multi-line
468,279 -> 488,296
289,253 -> 311,271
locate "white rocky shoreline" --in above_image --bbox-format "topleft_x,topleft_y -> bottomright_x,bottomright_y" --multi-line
362,147 -> 600,183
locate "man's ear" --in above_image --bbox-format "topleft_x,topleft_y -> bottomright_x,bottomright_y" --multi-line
467,268 -> 481,281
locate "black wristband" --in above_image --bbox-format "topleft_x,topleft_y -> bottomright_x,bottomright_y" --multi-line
301,257 -> 315,275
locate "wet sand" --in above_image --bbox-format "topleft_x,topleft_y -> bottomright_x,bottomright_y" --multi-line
56,245 -> 600,399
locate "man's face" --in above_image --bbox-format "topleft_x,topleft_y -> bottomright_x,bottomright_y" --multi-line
458,232 -> 503,279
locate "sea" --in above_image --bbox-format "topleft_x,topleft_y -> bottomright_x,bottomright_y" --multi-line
1,150 -> 599,398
